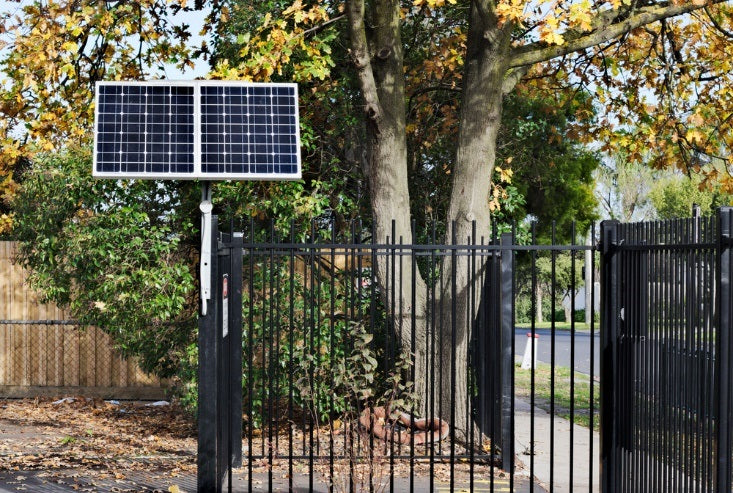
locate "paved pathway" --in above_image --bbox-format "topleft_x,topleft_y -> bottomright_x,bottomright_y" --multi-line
514,397 -> 600,492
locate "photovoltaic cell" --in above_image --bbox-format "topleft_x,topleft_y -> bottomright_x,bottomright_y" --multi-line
93,81 -> 301,180
95,84 -> 194,175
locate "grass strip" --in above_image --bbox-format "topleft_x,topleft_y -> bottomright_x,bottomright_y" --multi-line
514,362 -> 600,430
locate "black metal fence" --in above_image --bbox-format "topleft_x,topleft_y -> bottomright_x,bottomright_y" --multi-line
232,223 -> 509,492
198,209 -> 733,492
198,218 -> 604,492
600,208 -> 733,492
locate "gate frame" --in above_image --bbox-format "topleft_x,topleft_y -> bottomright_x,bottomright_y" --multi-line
198,216 -> 244,492
716,207 -> 733,492
600,220 -> 619,493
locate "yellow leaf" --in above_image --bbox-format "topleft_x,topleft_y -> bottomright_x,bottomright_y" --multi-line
688,112 -> 705,127
61,41 -> 78,52
168,486 -> 181,493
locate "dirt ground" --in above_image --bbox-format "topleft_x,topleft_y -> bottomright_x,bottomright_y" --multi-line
0,397 -> 537,492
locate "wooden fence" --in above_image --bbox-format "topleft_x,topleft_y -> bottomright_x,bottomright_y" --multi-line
0,242 -> 167,399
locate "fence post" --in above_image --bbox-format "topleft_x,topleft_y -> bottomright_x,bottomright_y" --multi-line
600,220 -> 619,493
499,232 -> 514,473
198,216 -> 220,492
217,231 -> 231,489
716,207 -> 733,492
229,232 -> 243,468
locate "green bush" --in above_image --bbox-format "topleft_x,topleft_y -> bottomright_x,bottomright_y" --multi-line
573,308 -> 600,323
235,256 -> 395,429
12,148 -> 198,377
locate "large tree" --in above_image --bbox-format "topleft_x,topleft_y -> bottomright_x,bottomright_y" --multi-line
6,0 -> 733,444
200,0 -> 733,440
340,0 -> 733,440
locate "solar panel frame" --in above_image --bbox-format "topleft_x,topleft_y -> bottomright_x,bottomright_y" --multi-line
93,80 -> 302,180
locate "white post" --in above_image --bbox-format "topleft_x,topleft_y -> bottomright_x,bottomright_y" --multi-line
521,332 -> 540,370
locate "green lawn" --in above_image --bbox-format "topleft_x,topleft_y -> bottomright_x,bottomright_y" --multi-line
514,362 -> 600,430
516,321 -> 595,331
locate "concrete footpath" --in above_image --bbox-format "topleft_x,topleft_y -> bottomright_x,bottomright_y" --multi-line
514,397 -> 600,492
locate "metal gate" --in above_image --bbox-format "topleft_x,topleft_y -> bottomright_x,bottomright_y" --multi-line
600,208 -> 733,492
197,218 -> 519,492
195,210 -> 733,492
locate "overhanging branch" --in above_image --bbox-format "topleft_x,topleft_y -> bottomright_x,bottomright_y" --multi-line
705,4 -> 733,39
509,0 -> 730,69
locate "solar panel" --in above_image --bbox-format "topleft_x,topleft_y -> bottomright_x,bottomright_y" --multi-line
93,81 -> 301,180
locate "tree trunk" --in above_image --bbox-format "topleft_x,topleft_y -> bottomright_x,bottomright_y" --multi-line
346,0 -> 430,412
535,284 -> 543,325
347,0 -> 515,445
435,5 -> 513,442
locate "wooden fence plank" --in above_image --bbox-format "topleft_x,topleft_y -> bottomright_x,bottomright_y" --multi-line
0,241 -> 167,397
0,242 -> 8,384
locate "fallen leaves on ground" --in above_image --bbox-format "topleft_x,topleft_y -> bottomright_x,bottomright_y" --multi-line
0,397 -> 522,490
0,396 -> 196,477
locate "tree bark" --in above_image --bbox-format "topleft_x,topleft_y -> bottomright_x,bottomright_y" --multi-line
347,0 -> 435,442
347,0 -> 516,445
434,3 -> 513,442
345,0 -> 430,413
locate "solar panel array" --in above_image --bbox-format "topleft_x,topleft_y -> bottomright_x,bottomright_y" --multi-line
93,81 -> 301,180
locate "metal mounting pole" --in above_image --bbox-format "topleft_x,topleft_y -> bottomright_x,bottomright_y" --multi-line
200,182 -> 213,315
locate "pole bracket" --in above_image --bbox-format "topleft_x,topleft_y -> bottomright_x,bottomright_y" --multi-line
200,183 -> 213,316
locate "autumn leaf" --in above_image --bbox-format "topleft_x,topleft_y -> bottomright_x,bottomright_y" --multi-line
0,0 -> 202,228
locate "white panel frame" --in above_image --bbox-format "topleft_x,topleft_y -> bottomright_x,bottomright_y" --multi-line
93,80 -> 302,180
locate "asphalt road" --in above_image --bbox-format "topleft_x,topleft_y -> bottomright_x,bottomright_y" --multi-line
514,328 -> 601,376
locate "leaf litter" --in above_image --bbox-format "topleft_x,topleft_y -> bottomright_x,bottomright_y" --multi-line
0,396 -> 195,491
0,397 -> 524,491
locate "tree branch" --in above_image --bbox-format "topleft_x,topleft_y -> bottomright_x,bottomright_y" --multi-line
705,5 -> 733,39
345,0 -> 382,125
509,0 -> 730,69
502,65 -> 529,95
301,14 -> 345,38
